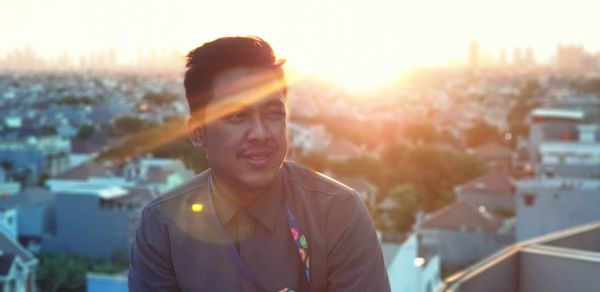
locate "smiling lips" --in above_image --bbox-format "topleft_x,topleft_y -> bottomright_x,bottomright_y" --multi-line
239,148 -> 276,167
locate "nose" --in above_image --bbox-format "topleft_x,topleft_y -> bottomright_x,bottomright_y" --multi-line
247,114 -> 271,142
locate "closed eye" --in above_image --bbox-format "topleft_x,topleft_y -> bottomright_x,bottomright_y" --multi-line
225,111 -> 247,122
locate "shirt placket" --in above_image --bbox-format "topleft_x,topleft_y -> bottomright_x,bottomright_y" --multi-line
237,210 -> 260,292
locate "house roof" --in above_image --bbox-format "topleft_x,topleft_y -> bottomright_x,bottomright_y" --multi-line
472,143 -> 514,160
108,187 -> 156,207
0,128 -> 56,140
531,108 -> 584,121
0,228 -> 36,264
420,200 -> 501,232
0,254 -> 15,276
54,160 -> 119,180
457,171 -> 515,196
71,134 -> 124,154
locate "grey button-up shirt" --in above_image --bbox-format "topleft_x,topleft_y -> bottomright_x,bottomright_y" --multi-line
129,161 -> 390,291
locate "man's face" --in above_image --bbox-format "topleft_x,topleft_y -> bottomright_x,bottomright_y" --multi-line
196,67 -> 287,196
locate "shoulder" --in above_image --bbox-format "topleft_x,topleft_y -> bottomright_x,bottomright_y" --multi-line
285,162 -> 366,217
285,161 -> 357,197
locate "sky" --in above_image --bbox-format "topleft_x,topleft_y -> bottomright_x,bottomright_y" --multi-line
2,0 -> 600,89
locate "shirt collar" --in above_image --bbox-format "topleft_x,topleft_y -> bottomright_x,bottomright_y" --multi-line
210,168 -> 285,232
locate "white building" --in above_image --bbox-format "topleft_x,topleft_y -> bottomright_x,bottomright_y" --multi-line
47,157 -> 193,194
288,123 -> 331,155
0,227 -> 37,292
516,177 -> 600,241
382,234 -> 441,292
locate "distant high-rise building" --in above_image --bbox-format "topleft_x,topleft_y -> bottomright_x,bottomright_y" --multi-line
555,45 -> 588,73
499,49 -> 508,66
469,41 -> 480,68
525,47 -> 535,66
513,48 -> 523,66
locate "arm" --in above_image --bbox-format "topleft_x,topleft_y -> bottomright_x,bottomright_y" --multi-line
326,193 -> 391,292
128,206 -> 180,291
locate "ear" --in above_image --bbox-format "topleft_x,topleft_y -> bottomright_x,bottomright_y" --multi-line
187,117 -> 205,148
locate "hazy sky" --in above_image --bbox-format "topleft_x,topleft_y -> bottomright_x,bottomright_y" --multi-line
2,0 -> 600,87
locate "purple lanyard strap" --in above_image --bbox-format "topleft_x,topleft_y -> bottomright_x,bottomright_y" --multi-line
206,172 -> 310,291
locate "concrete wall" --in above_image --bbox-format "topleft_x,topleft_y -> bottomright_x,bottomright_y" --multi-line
520,250 -> 600,292
452,252 -> 518,292
516,187 -> 600,241
18,206 -> 47,237
42,193 -> 134,258
538,164 -> 600,179
545,228 -> 600,252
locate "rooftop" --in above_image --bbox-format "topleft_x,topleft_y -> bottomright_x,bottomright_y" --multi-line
0,227 -> 36,264
531,108 -> 585,121
420,200 -> 501,232
471,143 -> 514,160
54,160 -> 119,180
440,221 -> 600,292
456,171 -> 515,196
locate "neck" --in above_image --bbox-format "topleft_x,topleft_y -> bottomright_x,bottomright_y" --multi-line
211,176 -> 266,207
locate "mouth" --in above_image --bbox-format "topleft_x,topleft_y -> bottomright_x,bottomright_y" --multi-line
239,149 -> 276,167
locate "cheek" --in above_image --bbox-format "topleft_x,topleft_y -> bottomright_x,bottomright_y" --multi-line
206,125 -> 241,145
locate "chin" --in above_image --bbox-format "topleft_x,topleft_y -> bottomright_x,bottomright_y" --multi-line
238,170 -> 277,190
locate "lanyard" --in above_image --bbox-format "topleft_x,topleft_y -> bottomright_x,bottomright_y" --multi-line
206,171 -> 311,291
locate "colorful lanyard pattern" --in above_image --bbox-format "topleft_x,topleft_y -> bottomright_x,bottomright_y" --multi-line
206,173 -> 310,291
284,200 -> 311,285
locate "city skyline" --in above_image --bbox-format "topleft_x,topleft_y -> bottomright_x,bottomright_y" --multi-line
2,0 -> 600,90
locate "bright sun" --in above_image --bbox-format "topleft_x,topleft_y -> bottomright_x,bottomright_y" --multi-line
3,0 -> 600,95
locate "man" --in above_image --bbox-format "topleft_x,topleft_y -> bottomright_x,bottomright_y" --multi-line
129,36 -> 390,291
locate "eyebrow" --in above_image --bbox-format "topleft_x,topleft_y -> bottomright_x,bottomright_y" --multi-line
262,95 -> 285,107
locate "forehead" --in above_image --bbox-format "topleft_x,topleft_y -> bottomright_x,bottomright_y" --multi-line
212,67 -> 284,101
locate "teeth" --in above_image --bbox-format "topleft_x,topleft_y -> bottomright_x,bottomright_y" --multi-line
248,154 -> 267,160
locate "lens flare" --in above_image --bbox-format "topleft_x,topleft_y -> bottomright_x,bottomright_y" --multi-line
191,203 -> 204,212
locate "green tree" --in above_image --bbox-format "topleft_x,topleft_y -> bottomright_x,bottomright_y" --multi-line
36,251 -> 129,292
36,252 -> 89,292
114,116 -> 154,135
379,144 -> 485,211
152,136 -> 209,173
144,92 -> 179,106
41,125 -> 58,135
386,183 -> 419,232
506,81 -> 541,147
296,152 -> 329,173
76,125 -> 95,140
403,122 -> 439,144
464,119 -> 501,147
58,96 -> 97,106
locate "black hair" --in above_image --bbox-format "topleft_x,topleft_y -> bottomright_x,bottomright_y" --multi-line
183,36 -> 286,118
